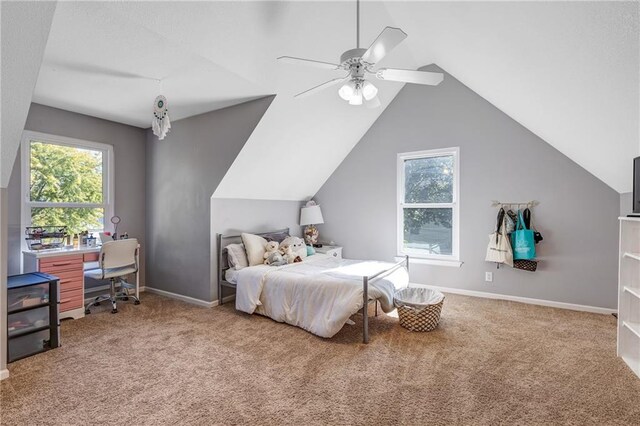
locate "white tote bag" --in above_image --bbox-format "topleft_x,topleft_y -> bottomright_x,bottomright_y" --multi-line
485,211 -> 514,267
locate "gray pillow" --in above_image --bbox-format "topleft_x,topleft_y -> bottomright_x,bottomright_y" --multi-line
261,232 -> 290,244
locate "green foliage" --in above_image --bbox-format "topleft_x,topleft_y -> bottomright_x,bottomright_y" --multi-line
403,155 -> 453,236
29,142 -> 104,234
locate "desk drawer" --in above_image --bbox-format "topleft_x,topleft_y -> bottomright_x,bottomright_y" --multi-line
60,288 -> 83,312
40,255 -> 83,274
59,274 -> 83,292
83,253 -> 99,262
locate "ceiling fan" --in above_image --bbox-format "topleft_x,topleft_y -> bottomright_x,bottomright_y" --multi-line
277,0 -> 443,107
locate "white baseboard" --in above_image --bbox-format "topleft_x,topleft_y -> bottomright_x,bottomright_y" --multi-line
0,369 -> 9,381
413,283 -> 616,315
128,286 -> 235,308
144,286 -> 215,308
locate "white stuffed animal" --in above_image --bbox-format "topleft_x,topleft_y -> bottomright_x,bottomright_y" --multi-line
280,236 -> 307,260
280,237 -> 307,263
263,241 -> 280,264
280,245 -> 298,264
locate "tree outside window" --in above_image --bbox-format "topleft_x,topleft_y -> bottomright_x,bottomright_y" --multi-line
23,136 -> 113,236
398,149 -> 459,259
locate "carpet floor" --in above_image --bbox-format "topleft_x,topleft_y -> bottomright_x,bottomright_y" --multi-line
1,292 -> 639,425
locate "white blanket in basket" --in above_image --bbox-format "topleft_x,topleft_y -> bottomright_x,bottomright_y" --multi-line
235,254 -> 408,338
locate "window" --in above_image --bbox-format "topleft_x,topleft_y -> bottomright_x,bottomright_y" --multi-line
21,132 -> 114,235
397,147 -> 459,261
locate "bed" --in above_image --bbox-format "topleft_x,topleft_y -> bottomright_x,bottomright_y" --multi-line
217,229 -> 409,343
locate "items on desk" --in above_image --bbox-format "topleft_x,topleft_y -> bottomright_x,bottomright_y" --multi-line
25,226 -> 68,250
99,232 -> 113,244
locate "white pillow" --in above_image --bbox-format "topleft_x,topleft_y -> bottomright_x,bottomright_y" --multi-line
225,243 -> 248,270
241,233 -> 268,266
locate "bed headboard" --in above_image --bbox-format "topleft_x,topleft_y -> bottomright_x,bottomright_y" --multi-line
216,228 -> 290,287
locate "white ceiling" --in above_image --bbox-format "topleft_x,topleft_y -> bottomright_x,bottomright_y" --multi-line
30,1 -> 639,196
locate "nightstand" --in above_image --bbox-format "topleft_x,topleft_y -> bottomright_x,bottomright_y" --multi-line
315,245 -> 343,259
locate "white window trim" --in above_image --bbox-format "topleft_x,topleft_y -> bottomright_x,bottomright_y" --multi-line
20,131 -> 115,240
397,147 -> 460,263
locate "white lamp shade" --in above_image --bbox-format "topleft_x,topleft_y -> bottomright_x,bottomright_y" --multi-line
338,81 -> 356,101
362,80 -> 378,101
300,205 -> 324,226
349,89 -> 363,105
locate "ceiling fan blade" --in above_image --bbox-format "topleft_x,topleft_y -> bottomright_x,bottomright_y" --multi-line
278,56 -> 340,70
376,68 -> 444,85
360,27 -> 407,65
294,75 -> 350,98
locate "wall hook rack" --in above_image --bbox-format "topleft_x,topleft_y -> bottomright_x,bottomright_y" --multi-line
490,200 -> 539,209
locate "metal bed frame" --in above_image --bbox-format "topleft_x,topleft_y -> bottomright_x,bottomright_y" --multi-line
216,228 -> 409,344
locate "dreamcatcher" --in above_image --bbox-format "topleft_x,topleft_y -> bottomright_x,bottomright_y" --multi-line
152,94 -> 171,140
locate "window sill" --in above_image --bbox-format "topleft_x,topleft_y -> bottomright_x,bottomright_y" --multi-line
395,256 -> 463,268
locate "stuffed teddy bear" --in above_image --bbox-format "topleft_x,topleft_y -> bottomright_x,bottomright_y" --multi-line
280,245 -> 298,264
263,241 -> 286,266
265,251 -> 287,266
263,241 -> 279,263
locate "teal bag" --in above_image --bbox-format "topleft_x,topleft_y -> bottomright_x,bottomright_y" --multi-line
511,210 -> 536,260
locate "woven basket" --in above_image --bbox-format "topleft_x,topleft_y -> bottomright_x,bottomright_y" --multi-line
394,288 -> 445,332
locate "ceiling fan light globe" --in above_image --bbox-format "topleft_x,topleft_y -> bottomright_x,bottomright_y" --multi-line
338,82 -> 355,101
362,81 -> 378,101
349,90 -> 363,106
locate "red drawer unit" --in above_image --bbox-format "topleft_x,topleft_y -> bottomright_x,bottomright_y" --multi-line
23,251 -> 91,320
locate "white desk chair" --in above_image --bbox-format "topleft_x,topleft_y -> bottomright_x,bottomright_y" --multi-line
84,239 -> 140,314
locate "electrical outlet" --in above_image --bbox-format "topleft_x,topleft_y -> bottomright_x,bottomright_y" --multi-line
485,272 -> 493,282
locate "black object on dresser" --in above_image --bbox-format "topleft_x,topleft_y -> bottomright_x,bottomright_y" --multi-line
7,272 -> 60,363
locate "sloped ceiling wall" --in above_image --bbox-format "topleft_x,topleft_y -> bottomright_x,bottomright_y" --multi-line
383,1 -> 639,194
0,1 -> 56,187
215,0 -> 639,198
17,1 -> 640,196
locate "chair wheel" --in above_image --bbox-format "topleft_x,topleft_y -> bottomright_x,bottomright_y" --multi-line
122,297 -> 129,301
94,302 -> 100,306
85,309 -> 91,315
111,309 -> 118,314
134,300 -> 140,305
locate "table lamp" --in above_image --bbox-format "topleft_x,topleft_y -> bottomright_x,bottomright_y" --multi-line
300,202 -> 324,246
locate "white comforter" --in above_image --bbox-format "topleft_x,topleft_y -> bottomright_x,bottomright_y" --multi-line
235,254 -> 408,338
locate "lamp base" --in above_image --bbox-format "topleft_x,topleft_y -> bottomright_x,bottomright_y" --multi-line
304,225 -> 319,246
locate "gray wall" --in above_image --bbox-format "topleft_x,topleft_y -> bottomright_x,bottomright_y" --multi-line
315,65 -> 621,309
211,198 -> 302,301
620,192 -> 633,216
146,96 -> 274,302
7,103 -> 147,282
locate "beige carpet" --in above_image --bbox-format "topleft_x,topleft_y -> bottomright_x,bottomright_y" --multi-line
1,292 -> 639,425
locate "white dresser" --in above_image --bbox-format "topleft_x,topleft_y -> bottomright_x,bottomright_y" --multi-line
618,217 -> 640,378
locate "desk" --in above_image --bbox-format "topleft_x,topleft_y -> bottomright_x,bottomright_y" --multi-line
23,246 -> 101,320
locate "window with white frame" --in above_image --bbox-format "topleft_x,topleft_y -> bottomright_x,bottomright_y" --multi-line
21,132 -> 114,235
397,147 -> 459,260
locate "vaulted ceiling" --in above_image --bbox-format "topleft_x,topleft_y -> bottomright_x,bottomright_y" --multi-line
5,1 -> 639,195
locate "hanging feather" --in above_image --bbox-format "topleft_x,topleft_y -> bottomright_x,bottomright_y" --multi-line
152,95 -> 171,140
